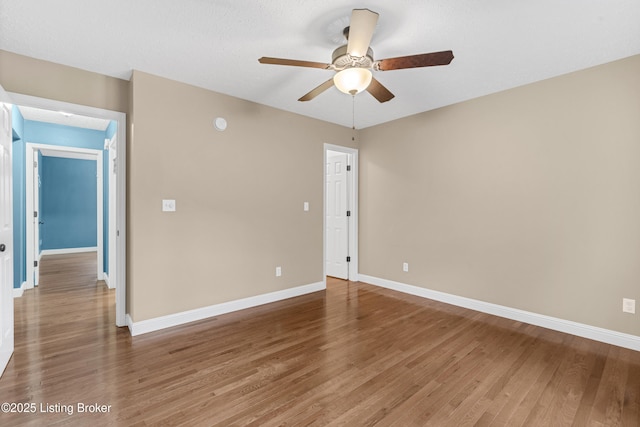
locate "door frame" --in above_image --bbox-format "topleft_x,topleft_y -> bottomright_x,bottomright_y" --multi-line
106,135 -> 117,290
324,144 -> 358,283
26,143 -> 103,287
11,92 -> 127,327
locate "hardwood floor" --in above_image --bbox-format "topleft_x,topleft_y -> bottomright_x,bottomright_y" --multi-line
1,253 -> 639,426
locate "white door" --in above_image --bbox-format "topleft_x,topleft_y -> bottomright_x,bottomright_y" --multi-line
0,103 -> 14,376
326,151 -> 349,279
33,151 -> 40,286
107,136 -> 117,290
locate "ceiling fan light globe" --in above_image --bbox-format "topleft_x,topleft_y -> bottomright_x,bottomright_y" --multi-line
333,68 -> 372,95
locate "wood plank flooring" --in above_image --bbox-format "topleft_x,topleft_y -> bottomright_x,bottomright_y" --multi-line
1,253 -> 639,426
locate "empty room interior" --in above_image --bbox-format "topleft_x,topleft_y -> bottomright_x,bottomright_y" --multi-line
1,1 -> 640,425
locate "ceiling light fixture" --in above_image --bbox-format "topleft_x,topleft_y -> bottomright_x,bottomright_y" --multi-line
333,67 -> 372,95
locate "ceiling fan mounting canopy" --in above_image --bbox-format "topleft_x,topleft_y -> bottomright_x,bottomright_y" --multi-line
258,8 -> 454,103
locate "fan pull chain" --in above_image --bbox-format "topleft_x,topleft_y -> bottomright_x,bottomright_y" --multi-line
352,94 -> 356,130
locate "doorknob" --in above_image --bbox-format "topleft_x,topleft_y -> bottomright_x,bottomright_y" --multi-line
0,244 -> 5,252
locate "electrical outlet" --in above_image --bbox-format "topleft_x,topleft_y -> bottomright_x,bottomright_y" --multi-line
623,298 -> 636,314
403,262 -> 409,272
303,202 -> 309,211
276,266 -> 282,277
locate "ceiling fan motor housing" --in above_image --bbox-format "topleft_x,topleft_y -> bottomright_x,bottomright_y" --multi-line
331,45 -> 374,70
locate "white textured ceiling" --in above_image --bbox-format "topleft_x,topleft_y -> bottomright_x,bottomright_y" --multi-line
19,106 -> 110,131
2,0 -> 639,129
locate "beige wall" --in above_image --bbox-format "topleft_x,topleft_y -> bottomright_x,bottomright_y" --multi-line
0,50 -> 356,322
359,55 -> 640,336
129,71 -> 354,321
0,50 -> 129,113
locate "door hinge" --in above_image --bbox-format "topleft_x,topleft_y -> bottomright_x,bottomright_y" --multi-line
346,165 -> 351,172
34,211 -> 38,218
346,256 -> 351,262
33,161 -> 37,168
34,261 -> 38,267
346,210 -> 351,217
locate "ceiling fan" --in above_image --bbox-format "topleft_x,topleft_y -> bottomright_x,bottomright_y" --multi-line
258,8 -> 454,103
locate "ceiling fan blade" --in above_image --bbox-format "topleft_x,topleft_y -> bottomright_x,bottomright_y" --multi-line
346,9 -> 379,57
259,57 -> 331,70
376,50 -> 454,71
298,79 -> 335,102
366,77 -> 395,103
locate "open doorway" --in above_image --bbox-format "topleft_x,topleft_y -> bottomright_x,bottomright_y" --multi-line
10,93 -> 127,327
324,144 -> 358,283
25,143 -> 104,288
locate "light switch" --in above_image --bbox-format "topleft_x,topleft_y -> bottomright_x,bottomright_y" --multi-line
304,202 -> 309,212
162,199 -> 176,212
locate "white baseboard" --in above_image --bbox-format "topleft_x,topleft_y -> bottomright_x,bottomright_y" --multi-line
13,282 -> 26,298
126,314 -> 134,333
359,274 -> 640,352
40,247 -> 98,256
127,281 -> 326,336
102,273 -> 115,289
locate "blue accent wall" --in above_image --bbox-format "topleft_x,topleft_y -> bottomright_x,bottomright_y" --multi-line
12,106 -> 24,140
11,106 -> 26,289
105,121 -> 117,139
40,157 -> 97,250
24,121 -> 106,150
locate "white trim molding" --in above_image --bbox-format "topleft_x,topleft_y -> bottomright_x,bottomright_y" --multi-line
127,282 -> 326,336
103,273 -> 113,288
13,282 -> 26,298
359,274 -> 640,352
40,247 -> 98,256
